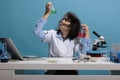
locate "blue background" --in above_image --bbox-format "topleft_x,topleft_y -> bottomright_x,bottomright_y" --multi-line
0,0 -> 120,75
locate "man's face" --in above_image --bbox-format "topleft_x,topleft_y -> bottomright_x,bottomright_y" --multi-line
59,17 -> 71,33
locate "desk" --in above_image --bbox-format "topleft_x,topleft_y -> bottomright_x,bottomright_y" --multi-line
0,57 -> 120,80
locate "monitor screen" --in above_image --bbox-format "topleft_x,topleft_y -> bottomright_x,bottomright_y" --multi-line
0,38 -> 24,60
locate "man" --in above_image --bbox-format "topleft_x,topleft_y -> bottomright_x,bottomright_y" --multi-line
34,2 -> 91,75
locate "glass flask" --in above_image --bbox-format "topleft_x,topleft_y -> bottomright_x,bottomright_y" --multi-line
50,4 -> 57,14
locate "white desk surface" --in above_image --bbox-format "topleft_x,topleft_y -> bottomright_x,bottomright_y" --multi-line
1,57 -> 120,80
0,57 -> 120,70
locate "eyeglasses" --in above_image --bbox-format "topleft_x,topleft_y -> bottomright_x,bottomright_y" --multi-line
62,17 -> 71,22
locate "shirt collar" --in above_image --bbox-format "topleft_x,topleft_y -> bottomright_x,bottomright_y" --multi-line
56,33 -> 63,40
56,33 -> 70,41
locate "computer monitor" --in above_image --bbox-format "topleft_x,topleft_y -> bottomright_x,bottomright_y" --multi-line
0,38 -> 24,60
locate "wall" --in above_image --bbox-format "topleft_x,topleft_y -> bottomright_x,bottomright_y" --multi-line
0,0 -> 120,75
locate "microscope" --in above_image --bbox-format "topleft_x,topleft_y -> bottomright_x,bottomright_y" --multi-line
87,31 -> 107,57
92,31 -> 107,51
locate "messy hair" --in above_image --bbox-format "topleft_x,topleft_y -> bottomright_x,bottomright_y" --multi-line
57,12 -> 81,40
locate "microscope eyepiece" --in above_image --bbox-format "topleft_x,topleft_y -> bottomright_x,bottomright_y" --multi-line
93,31 -> 100,38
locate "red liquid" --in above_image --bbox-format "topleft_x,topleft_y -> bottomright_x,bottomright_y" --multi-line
78,32 -> 85,38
